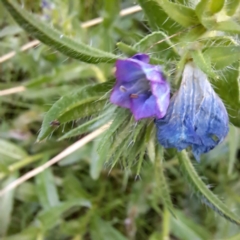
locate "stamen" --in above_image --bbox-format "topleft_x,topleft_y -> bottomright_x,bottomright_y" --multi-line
130,94 -> 139,98
120,86 -> 127,92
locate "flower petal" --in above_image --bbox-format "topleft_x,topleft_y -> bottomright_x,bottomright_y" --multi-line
115,59 -> 145,83
151,82 -> 170,118
111,53 -> 170,120
130,94 -> 161,120
132,53 -> 150,63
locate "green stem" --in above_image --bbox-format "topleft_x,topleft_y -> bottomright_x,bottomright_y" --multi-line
155,145 -> 175,216
161,207 -> 170,240
178,150 -> 240,225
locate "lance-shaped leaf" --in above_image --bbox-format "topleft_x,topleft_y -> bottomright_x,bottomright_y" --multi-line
196,0 -> 224,16
155,0 -> 200,27
178,151 -> 240,225
138,0 -> 182,34
2,0 -> 117,63
134,31 -> 179,59
116,42 -> 164,65
196,0 -> 240,33
213,62 -> 240,128
38,82 -> 113,141
203,46 -> 240,69
225,0 -> 240,16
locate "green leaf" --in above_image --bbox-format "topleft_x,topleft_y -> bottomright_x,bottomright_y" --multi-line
155,0 -> 200,27
203,46 -> 240,69
0,174 -> 18,237
102,118 -> 133,163
196,0 -> 224,16
191,51 -> 240,128
0,139 -> 28,164
90,217 -> 127,240
0,25 -> 22,38
215,20 -> 240,33
37,82 -> 113,140
2,0 -> 118,63
138,0 -> 182,34
170,210 -> 211,240
3,227 -> 40,240
15,182 -> 38,203
178,151 -> 240,225
63,174 -> 91,200
25,64 -> 106,88
228,125 -> 239,175
208,0 -> 225,13
35,163 -> 60,210
117,42 -> 164,65
117,42 -> 138,56
196,0 -> 240,33
191,50 -> 216,78
37,199 -> 91,230
227,233 -> 240,240
200,36 -> 238,48
59,112 -> 111,140
212,62 -> 240,128
92,108 -> 130,179
225,0 -> 240,16
134,31 -> 179,59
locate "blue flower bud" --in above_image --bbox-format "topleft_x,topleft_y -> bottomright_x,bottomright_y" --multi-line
156,63 -> 229,161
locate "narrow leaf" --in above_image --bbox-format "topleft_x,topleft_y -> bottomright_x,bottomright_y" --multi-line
134,31 -> 178,59
2,0 -> 117,63
38,82 -> 113,140
178,151 -> 240,225
204,46 -> 231,65
0,139 -> 28,163
226,0 -> 240,16
208,0 -> 225,13
156,0 -> 200,27
212,62 -> 240,128
138,0 -> 182,34
170,210 -> 211,240
37,199 -> 91,230
228,125 -> 239,175
90,217 -> 127,240
35,163 -> 60,210
215,20 -> 240,33
59,112 -> 111,140
117,42 -> 164,64
0,174 -> 18,237
192,51 -> 240,128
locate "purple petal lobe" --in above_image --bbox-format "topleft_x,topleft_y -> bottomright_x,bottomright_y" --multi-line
132,53 -> 150,63
115,59 -> 145,82
151,82 -> 170,118
130,94 -> 161,120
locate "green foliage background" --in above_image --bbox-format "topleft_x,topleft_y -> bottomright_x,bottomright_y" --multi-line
0,0 -> 240,239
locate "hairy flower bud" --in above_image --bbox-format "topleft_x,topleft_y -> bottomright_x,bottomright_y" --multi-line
156,62 -> 229,161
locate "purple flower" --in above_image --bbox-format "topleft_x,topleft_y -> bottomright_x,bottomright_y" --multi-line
110,54 -> 170,120
155,63 -> 229,161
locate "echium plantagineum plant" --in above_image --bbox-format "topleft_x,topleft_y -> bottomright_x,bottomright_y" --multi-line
3,0 -> 240,225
